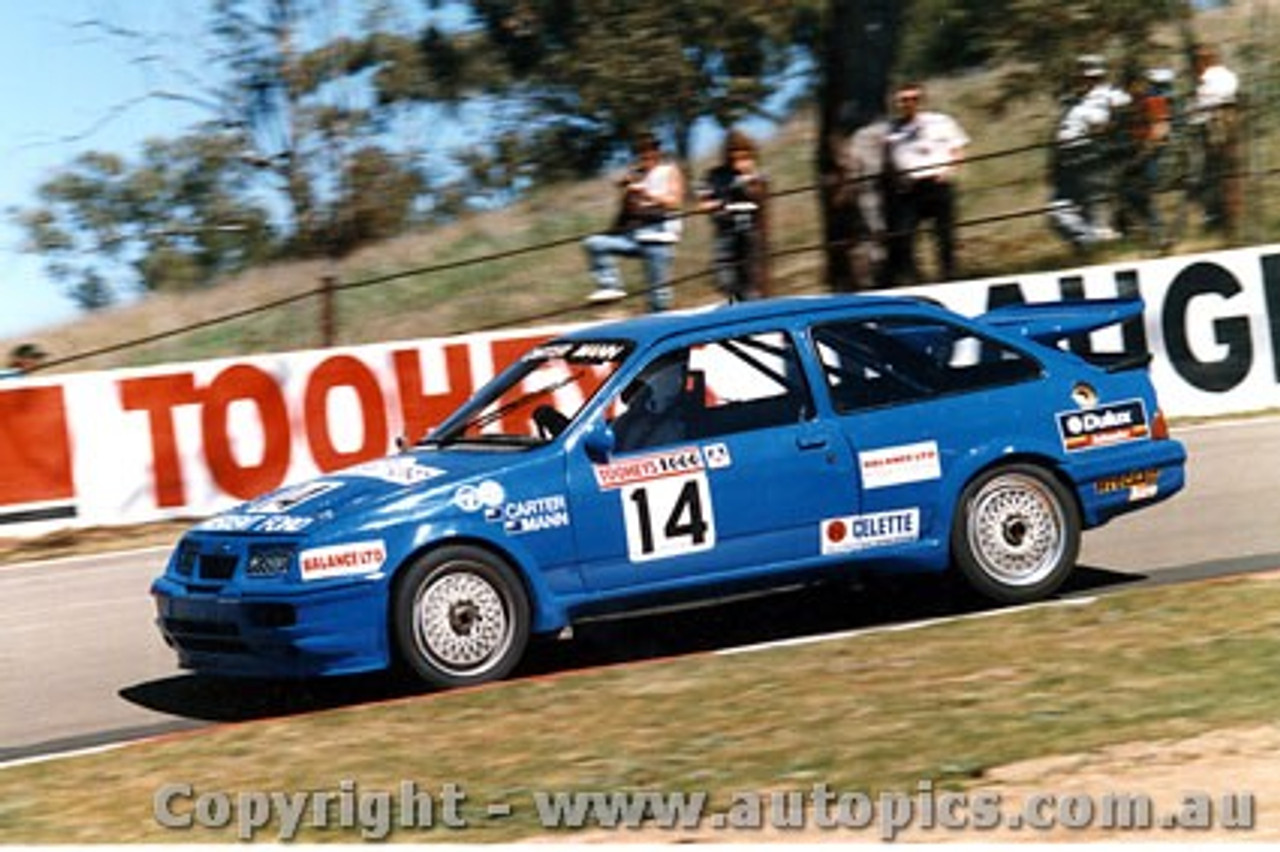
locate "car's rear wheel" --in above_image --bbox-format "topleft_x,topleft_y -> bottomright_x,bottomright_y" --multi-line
393,545 -> 530,688
952,463 -> 1080,604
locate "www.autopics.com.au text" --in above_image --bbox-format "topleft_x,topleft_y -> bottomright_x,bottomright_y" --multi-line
152,779 -> 1257,841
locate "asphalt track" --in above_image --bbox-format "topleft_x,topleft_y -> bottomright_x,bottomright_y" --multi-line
2,417 -> 1277,764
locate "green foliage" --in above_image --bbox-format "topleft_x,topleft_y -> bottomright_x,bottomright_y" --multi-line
984,0 -> 1196,106
893,0 -> 1196,104
896,0 -> 1001,77
443,0 -> 821,172
14,133 -> 274,308
331,146 -> 428,252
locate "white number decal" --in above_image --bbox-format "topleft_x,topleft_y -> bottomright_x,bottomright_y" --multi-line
621,473 -> 716,562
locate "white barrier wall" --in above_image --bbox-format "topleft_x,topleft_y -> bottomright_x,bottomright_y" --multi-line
1,245 -> 1277,536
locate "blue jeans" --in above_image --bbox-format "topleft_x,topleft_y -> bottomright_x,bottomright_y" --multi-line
583,233 -> 675,311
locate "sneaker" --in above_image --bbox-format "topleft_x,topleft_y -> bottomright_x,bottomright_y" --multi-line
587,288 -> 627,303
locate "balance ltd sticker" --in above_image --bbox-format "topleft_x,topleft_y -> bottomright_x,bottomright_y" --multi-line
858,441 -> 941,490
299,540 -> 388,581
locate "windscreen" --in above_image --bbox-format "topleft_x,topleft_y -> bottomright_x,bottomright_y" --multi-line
426,339 -> 632,447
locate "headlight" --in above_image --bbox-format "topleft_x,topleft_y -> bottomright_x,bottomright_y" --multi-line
246,546 -> 295,579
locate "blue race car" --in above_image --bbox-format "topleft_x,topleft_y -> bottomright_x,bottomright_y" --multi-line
152,295 -> 1186,687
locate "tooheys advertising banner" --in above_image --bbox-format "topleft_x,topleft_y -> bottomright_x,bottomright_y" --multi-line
0,326 -> 562,534
0,245 -> 1278,535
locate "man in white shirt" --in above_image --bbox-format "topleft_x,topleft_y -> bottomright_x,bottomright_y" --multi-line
880,82 -> 969,287
1191,44 -> 1241,233
584,132 -> 685,312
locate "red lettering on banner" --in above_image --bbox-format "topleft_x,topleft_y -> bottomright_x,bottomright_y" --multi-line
304,355 -> 388,471
0,386 -> 75,506
202,365 -> 291,501
114,335 -> 586,513
394,344 -> 473,442
118,374 -> 201,507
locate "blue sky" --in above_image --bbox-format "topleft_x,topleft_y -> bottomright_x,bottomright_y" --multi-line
0,1 -> 214,340
0,1 -> 487,345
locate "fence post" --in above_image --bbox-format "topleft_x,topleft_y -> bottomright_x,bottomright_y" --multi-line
320,272 -> 338,347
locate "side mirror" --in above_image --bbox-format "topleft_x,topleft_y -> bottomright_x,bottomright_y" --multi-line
582,421 -> 616,463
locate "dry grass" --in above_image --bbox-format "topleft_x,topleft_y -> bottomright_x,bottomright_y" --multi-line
0,519 -> 194,564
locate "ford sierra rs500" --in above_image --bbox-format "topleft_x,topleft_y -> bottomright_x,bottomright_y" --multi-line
152,295 -> 1186,687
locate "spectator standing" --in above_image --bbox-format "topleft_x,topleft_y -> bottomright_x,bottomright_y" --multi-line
1113,65 -> 1172,249
697,129 -> 771,303
0,343 -> 48,379
841,121 -> 891,290
584,132 -> 685,311
1048,55 -> 1130,251
880,82 -> 969,287
1190,43 -> 1241,235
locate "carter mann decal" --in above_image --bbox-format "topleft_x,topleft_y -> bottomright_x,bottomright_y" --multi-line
486,495 -> 571,534
1057,399 -> 1149,451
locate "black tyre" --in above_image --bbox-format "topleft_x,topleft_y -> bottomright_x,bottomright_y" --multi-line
951,464 -> 1080,604
393,545 -> 530,688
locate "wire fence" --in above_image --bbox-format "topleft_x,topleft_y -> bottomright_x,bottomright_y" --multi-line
29,85 -> 1280,374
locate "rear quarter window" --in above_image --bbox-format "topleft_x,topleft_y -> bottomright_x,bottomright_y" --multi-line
812,316 -> 1042,412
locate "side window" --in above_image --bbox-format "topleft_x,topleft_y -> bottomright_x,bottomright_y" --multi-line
813,317 -> 1041,413
609,331 -> 812,452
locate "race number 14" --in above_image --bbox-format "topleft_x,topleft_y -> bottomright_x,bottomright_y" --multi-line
622,473 -> 716,562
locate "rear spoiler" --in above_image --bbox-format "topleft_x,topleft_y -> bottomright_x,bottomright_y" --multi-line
977,298 -> 1149,372
978,298 -> 1144,344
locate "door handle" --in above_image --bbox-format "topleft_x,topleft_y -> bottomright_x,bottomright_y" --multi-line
796,434 -> 829,450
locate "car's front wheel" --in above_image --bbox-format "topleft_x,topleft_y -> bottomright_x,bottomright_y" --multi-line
393,545 -> 530,688
951,464 -> 1080,604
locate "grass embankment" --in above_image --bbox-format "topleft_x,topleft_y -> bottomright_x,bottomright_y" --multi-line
2,575 -> 1279,842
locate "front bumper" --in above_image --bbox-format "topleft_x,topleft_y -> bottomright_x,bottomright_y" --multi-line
152,576 -> 389,679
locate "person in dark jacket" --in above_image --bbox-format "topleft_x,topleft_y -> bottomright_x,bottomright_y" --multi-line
697,129 -> 771,302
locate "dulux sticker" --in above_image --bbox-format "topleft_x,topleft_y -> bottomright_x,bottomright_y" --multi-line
1057,399 -> 1149,451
